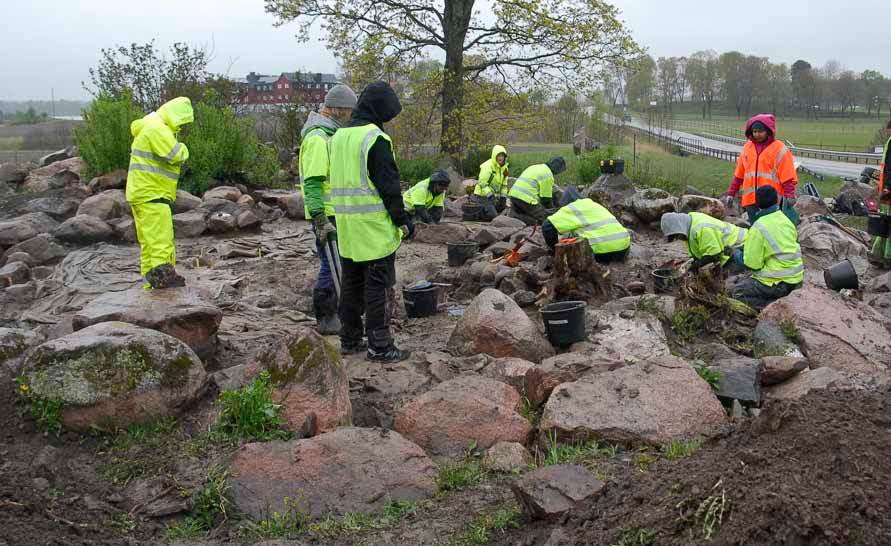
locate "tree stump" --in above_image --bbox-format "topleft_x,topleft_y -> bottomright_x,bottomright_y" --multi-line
538,239 -> 609,304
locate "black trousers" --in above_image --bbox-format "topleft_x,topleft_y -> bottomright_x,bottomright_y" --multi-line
339,252 -> 396,350
509,197 -> 550,226
471,195 -> 499,222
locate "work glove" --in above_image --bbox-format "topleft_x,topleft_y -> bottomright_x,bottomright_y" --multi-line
721,195 -> 734,208
311,211 -> 336,243
400,219 -> 415,241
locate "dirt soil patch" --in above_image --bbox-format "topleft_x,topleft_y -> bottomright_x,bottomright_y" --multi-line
491,386 -> 891,546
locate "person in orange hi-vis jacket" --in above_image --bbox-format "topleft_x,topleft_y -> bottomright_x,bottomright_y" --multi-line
723,114 -> 798,223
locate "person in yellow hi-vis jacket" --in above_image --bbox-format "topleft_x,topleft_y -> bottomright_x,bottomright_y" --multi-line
125,96 -> 193,289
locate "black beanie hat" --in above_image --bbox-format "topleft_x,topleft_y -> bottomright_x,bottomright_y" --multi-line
756,185 -> 778,209
546,156 -> 566,175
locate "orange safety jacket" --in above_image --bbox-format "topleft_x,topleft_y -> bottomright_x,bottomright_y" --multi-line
733,140 -> 797,208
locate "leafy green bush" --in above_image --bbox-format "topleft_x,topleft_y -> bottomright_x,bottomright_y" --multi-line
214,371 -> 293,442
75,94 -> 144,178
15,375 -> 63,435
457,148 -> 489,178
396,155 -> 438,184
182,94 -> 279,194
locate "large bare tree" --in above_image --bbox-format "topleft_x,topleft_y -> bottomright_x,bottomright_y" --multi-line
264,0 -> 640,156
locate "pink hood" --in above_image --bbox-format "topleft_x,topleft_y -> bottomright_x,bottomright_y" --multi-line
744,114 -> 777,146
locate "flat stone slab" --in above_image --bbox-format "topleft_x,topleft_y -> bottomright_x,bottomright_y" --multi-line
72,287 -> 222,360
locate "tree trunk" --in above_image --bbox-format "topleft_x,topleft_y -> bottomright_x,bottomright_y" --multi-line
538,239 -> 610,304
440,0 -> 475,158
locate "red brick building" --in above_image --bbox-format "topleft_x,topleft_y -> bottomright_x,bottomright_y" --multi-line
238,72 -> 341,108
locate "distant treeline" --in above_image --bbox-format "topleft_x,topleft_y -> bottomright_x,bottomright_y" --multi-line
0,100 -> 89,118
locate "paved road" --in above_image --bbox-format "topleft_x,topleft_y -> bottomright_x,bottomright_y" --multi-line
626,117 -> 865,179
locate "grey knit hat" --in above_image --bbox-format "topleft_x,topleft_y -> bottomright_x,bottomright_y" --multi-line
324,84 -> 358,109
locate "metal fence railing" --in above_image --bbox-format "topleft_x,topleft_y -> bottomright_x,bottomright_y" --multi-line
0,150 -> 55,164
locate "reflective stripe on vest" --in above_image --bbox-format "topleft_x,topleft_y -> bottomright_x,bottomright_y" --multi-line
510,165 -> 552,205
549,199 -> 630,253
128,162 -> 179,180
751,222 -> 802,262
328,124 -> 401,262
750,212 -> 804,284
739,141 -> 789,206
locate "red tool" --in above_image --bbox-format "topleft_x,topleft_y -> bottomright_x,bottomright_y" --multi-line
499,224 -> 538,267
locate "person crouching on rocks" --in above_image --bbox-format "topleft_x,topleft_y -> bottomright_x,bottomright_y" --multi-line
403,170 -> 449,224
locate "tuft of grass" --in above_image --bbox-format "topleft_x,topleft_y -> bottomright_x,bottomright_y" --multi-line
107,513 -> 137,533
632,451 -> 658,472
634,296 -> 667,320
697,490 -> 730,540
670,306 -> 709,342
534,429 -> 622,469
165,464 -> 230,538
308,498 -> 418,539
436,458 -> 487,494
780,319 -> 802,345
661,438 -> 703,461
238,496 -> 309,540
692,360 -> 721,392
519,396 -> 539,427
614,527 -> 657,546
101,458 -> 150,486
102,416 -> 179,451
454,506 -> 522,545
214,370 -> 294,442
14,376 -> 63,435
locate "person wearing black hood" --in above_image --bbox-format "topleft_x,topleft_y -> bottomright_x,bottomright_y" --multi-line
507,156 -> 565,226
328,81 -> 412,363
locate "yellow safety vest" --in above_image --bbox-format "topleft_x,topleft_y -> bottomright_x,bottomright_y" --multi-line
688,212 -> 747,265
508,164 -> 554,206
328,123 -> 402,262
403,178 -> 445,211
547,198 -> 631,253
745,210 -> 804,286
298,126 -> 335,219
125,97 -> 192,204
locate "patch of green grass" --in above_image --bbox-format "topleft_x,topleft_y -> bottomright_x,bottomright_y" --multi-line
780,319 -> 802,345
0,136 -> 24,151
661,438 -> 703,460
670,306 -> 709,342
309,499 -> 417,538
101,458 -> 150,486
614,527 -> 657,546
632,451 -> 658,472
238,496 -> 309,540
697,491 -> 730,540
107,513 -> 137,533
102,416 -> 179,451
214,370 -> 294,442
436,457 -> 488,494
519,396 -> 539,427
454,506 -> 522,545
14,376 -> 63,435
634,296 -> 668,320
164,464 -> 230,538
534,430 -> 622,469
692,360 -> 721,392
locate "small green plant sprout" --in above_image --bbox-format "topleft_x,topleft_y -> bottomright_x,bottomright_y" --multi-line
165,464 -> 231,538
456,506 -> 522,545
436,456 -> 487,494
697,490 -> 729,539
14,375 -> 63,435
519,395 -> 539,427
239,495 -> 309,539
214,370 -> 293,442
631,451 -> 657,472
661,438 -> 703,460
614,527 -> 657,546
780,319 -> 802,344
691,360 -> 721,392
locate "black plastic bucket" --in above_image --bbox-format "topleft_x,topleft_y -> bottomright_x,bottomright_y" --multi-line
541,300 -> 587,346
824,259 -> 859,291
652,267 -> 676,293
867,214 -> 890,237
462,203 -> 483,221
403,285 -> 439,318
447,241 -> 479,267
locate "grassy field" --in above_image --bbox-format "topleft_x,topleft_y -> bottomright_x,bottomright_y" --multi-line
506,140 -> 844,198
0,136 -> 23,151
641,102 -> 886,151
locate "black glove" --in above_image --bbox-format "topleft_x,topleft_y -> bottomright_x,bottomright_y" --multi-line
414,205 -> 432,224
429,207 -> 443,224
541,197 -> 554,209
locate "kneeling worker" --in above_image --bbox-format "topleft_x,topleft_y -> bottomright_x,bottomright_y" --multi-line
126,96 -> 193,289
730,186 -> 803,310
542,188 -> 631,263
508,156 -> 566,226
660,211 -> 747,272
472,145 -> 509,221
403,170 -> 449,224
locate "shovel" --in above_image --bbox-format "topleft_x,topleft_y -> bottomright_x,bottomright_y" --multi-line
322,234 -> 343,299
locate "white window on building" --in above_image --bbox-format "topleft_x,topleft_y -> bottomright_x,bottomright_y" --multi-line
284,83 -> 289,89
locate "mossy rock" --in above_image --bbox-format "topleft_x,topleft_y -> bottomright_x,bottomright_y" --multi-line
20,321 -> 207,431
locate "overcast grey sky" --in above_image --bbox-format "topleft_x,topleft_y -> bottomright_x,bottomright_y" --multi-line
2,0 -> 889,101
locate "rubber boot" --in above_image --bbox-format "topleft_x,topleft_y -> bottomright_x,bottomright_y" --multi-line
145,264 -> 184,289
313,288 -> 341,335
